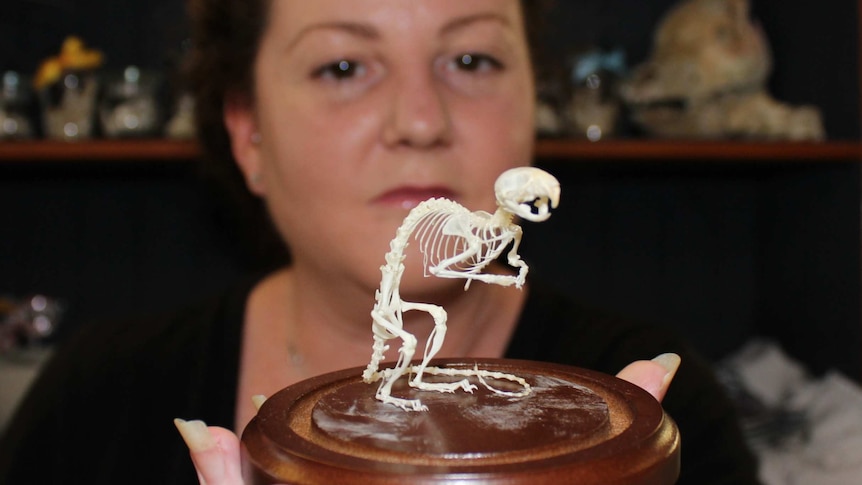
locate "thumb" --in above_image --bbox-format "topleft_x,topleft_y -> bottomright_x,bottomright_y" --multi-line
174,419 -> 244,485
616,353 -> 681,402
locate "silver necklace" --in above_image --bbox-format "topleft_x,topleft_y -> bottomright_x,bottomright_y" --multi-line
287,341 -> 306,368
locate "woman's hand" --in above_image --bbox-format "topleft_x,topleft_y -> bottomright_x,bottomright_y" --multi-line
616,353 -> 681,402
174,419 -> 243,485
175,353 -> 681,485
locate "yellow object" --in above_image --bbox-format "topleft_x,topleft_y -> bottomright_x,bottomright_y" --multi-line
33,57 -> 63,90
60,36 -> 84,55
58,36 -> 103,70
33,36 -> 104,90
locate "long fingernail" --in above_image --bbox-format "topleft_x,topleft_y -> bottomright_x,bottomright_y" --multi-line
652,353 -> 681,389
174,418 -> 215,453
251,394 -> 267,411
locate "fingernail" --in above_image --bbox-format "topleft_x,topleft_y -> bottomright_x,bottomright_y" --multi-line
652,353 -> 681,388
174,418 -> 215,453
251,394 -> 267,411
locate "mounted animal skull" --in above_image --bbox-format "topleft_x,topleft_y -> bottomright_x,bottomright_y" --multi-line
363,167 -> 560,411
619,0 -> 824,140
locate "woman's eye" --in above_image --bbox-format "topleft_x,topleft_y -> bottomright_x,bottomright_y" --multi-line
313,59 -> 364,80
450,53 -> 503,73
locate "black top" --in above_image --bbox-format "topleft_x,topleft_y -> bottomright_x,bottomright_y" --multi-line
0,276 -> 760,484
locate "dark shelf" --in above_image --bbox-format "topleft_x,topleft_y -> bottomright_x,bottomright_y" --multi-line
1,139 -> 860,163
0,139 -> 200,162
535,139 -> 862,161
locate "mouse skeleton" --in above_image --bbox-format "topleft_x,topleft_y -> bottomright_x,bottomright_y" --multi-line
362,167 -> 560,411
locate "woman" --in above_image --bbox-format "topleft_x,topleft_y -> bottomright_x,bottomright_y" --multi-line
0,1 -> 760,484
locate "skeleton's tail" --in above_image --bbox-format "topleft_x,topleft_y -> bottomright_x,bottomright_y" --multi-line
420,365 -> 532,398
362,336 -> 389,383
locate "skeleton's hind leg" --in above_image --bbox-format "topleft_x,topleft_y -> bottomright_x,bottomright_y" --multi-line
369,309 -> 427,411
362,313 -> 395,383
402,302 -> 477,395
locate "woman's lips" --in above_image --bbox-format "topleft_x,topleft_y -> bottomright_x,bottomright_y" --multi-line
373,187 -> 456,210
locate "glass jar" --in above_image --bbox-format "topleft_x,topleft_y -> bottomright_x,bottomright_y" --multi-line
99,66 -> 161,138
39,69 -> 100,141
0,71 -> 35,140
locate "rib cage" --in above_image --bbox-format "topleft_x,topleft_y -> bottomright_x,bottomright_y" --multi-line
413,209 -> 509,277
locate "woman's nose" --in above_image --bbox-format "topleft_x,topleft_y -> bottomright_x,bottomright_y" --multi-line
382,68 -> 452,149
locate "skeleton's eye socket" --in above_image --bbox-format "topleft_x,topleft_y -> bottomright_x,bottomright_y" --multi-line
522,198 -> 546,215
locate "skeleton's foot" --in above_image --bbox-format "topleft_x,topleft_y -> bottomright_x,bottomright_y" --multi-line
376,392 -> 428,412
411,378 -> 478,395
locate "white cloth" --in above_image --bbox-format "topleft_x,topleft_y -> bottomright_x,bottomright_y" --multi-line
721,340 -> 862,485
0,348 -> 52,434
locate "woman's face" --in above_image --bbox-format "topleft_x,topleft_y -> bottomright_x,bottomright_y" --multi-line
228,0 -> 535,294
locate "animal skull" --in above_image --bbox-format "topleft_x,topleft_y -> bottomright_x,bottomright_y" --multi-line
618,0 -> 824,140
620,0 -> 771,105
494,167 -> 561,222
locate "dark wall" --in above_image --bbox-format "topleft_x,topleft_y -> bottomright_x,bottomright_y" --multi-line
0,162 -> 244,335
522,161 -> 861,378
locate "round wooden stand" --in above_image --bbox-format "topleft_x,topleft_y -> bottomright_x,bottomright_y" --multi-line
241,358 -> 680,484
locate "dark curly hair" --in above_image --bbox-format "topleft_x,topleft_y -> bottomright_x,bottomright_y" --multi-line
186,0 -> 552,271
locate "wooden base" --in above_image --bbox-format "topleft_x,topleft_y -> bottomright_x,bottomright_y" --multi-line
241,358 -> 680,484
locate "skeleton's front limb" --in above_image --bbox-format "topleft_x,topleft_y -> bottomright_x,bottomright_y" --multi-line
432,267 -> 522,289
429,242 -> 523,289
505,227 -> 528,288
430,229 -> 527,289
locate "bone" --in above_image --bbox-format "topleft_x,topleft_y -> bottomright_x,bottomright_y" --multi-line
363,167 -> 559,411
619,0 -> 824,140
